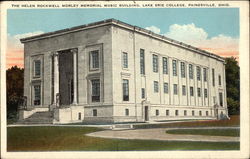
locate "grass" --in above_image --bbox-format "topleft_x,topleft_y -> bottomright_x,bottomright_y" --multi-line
8,126 -> 239,151
166,128 -> 240,137
134,115 -> 240,129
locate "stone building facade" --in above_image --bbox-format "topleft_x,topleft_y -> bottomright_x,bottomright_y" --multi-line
19,19 -> 228,124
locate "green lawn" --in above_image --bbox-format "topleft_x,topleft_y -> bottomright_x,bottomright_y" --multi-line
166,128 -> 239,137
8,126 -> 239,151
134,115 -> 240,129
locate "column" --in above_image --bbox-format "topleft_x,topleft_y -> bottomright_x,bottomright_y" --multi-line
53,52 -> 59,106
71,48 -> 78,105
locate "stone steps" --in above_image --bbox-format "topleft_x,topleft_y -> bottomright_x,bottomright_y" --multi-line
111,124 -> 134,130
17,111 -> 53,124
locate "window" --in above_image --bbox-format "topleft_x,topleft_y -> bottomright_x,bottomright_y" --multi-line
190,87 -> 194,96
189,64 -> 193,79
123,79 -> 129,101
91,79 -> 100,102
197,66 -> 201,81
166,110 -> 169,116
34,85 -> 41,105
154,81 -> 159,93
181,62 -> 186,78
199,111 -> 202,116
175,110 -> 179,116
163,57 -> 168,74
192,110 -> 195,116
219,92 -> 223,106
34,60 -> 41,77
197,88 -> 201,97
141,88 -> 145,98
156,110 -> 159,116
173,84 -> 178,95
125,109 -> 129,116
93,109 -> 97,116
184,110 -> 187,116
213,96 -> 216,104
206,111 -> 209,116
203,68 -> 207,82
182,85 -> 186,96
204,89 -> 208,98
152,54 -> 158,72
122,52 -> 128,68
78,113 -> 81,120
212,68 -> 215,86
140,49 -> 145,74
164,83 -> 168,94
172,60 -> 177,76
90,50 -> 99,69
219,75 -> 222,86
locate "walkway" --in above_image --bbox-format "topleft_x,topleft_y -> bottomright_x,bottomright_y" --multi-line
86,127 -> 239,142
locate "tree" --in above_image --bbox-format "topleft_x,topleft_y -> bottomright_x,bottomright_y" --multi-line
6,66 -> 24,119
225,57 -> 240,115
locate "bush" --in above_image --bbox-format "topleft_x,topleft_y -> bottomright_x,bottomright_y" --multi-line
227,98 -> 240,115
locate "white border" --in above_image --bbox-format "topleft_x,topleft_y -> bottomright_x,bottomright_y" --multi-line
1,1 -> 249,159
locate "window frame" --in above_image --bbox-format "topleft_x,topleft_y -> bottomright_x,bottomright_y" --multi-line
152,54 -> 158,73
93,109 -> 97,116
163,57 -> 168,74
173,84 -> 178,95
190,86 -> 194,96
197,66 -> 201,81
33,84 -> 41,106
122,52 -> 128,69
156,109 -> 159,116
182,85 -> 186,96
181,62 -> 186,78
197,88 -> 201,97
203,68 -> 207,82
141,88 -> 145,99
172,60 -> 177,76
33,60 -> 41,78
154,81 -> 159,93
89,50 -> 100,70
125,108 -> 129,116
91,79 -> 100,102
189,64 -> 193,79
122,79 -> 129,101
140,49 -> 145,75
164,82 -> 169,94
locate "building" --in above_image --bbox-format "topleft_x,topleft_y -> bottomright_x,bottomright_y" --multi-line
19,19 -> 228,124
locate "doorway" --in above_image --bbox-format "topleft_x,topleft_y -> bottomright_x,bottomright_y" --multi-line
59,50 -> 73,105
144,106 -> 149,121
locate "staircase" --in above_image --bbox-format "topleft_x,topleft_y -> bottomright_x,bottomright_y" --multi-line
17,111 -> 53,124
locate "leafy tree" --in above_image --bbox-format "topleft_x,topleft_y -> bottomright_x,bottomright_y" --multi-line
6,66 -> 24,119
225,57 -> 240,115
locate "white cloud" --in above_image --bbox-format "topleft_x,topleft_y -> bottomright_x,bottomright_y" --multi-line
8,31 -> 44,51
163,23 -> 238,51
145,26 -> 161,34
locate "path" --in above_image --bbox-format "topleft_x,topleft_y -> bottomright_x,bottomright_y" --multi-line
86,127 -> 239,142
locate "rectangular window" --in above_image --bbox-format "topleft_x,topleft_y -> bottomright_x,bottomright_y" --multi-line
163,57 -> 168,74
181,62 -> 186,78
154,81 -> 159,93
175,110 -> 178,116
173,84 -> 178,95
140,49 -> 145,74
189,64 -> 193,79
125,109 -> 129,116
204,89 -> 208,98
190,87 -> 194,96
34,85 -> 41,105
90,50 -> 99,69
122,52 -> 128,68
152,54 -> 158,72
219,92 -> 223,106
91,79 -> 100,102
197,66 -> 201,81
192,110 -> 195,116
141,88 -> 145,98
212,68 -> 215,86
123,79 -> 129,101
206,111 -> 209,116
34,60 -> 41,77
203,68 -> 207,82
197,88 -> 201,97
166,110 -> 169,116
199,111 -> 202,116
219,75 -> 222,86
184,110 -> 187,116
93,109 -> 97,116
182,85 -> 186,96
164,83 -> 168,94
172,60 -> 177,76
78,112 -> 81,120
156,110 -> 159,116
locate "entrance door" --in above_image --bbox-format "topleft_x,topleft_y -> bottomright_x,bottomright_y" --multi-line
59,50 -> 73,105
144,106 -> 149,121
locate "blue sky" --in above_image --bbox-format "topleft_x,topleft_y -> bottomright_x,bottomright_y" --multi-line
7,8 -> 239,68
7,8 -> 239,38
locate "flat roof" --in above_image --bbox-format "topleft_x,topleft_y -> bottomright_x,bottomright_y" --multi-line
20,18 -> 225,62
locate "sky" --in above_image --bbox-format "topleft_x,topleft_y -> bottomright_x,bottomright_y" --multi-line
7,8 -> 239,68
